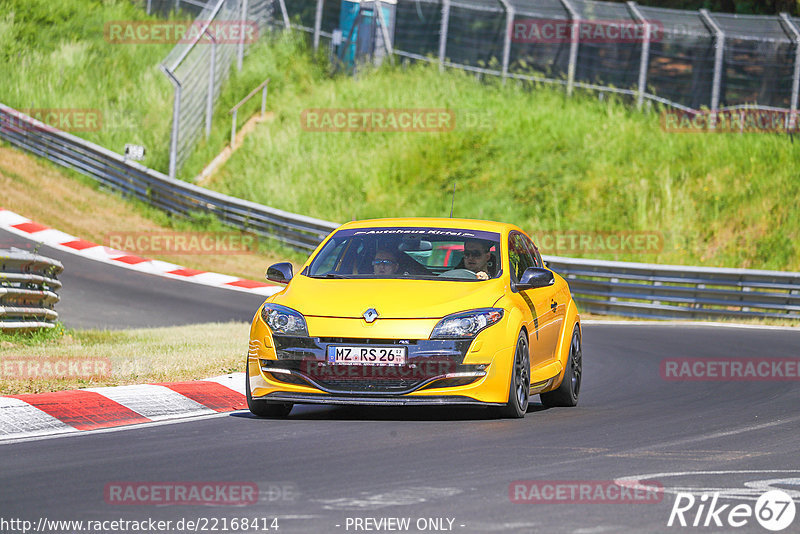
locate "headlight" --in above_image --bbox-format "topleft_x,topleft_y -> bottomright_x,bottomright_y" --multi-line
430,308 -> 504,339
260,303 -> 308,336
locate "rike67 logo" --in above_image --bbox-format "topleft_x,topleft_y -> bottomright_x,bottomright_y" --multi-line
669,490 -> 796,531
616,470 -> 799,531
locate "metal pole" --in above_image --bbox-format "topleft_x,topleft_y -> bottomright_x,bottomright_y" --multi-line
438,0 -> 450,73
497,0 -> 514,83
780,13 -> 800,131
278,0 -> 291,30
231,110 -> 238,147
628,2 -> 651,110
160,66 -> 182,180
205,29 -> 217,139
374,0 -> 394,62
147,0 -> 152,15
700,9 -> 725,114
261,82 -> 268,117
313,0 -> 324,51
559,0 -> 580,96
175,0 -> 180,11
237,0 -> 248,71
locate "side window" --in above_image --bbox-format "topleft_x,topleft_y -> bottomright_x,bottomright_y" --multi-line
508,233 -> 535,283
522,235 -> 543,268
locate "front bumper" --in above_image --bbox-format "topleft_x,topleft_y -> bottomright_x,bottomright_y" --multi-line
257,392 -> 504,407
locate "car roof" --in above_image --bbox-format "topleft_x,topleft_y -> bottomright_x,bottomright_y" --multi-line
336,217 -> 522,235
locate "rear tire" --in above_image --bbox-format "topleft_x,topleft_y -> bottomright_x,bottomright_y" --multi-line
540,324 -> 581,407
498,331 -> 530,419
246,368 -> 293,418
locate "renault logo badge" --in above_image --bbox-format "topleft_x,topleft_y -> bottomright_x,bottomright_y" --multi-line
363,308 -> 379,323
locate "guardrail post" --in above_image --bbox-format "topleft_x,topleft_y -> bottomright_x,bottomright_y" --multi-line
313,0 -> 324,51
559,0 -> 580,96
700,9 -> 725,120
205,29 -> 217,139
497,0 -> 514,83
780,13 -> 800,131
237,0 -> 249,71
628,2 -> 651,110
438,0 -> 450,72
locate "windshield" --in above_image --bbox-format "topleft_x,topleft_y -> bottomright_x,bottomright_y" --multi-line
306,227 -> 502,281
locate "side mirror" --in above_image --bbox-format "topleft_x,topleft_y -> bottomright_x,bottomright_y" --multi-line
266,262 -> 293,284
516,267 -> 554,290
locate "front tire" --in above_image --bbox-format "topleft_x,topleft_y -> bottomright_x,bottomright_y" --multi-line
246,368 -> 293,418
540,324 -> 581,407
498,331 -> 530,418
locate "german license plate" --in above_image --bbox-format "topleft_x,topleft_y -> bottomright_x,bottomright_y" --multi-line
326,346 -> 407,366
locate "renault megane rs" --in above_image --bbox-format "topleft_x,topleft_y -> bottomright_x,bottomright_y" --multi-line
246,218 -> 582,418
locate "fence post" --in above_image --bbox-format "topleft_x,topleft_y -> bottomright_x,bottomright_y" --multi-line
628,2 -> 651,110
700,9 -> 724,116
205,29 -> 217,139
313,0 -> 324,51
780,13 -> 800,131
147,0 -> 152,15
278,0 -> 291,29
559,0 -> 580,96
161,66 -> 182,180
439,0 -> 450,72
497,0 -> 514,83
237,0 -> 248,71
374,0 -> 395,62
261,81 -> 268,117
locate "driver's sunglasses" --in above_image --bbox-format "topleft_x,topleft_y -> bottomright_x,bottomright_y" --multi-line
372,259 -> 397,266
463,249 -> 486,258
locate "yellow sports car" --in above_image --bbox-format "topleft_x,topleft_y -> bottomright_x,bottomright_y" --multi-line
246,218 -> 581,418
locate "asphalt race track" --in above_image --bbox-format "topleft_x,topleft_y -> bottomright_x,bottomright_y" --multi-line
0,228 -> 265,328
2,229 -> 800,533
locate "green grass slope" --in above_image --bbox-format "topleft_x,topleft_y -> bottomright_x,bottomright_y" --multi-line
0,0 -> 180,171
203,34 -> 800,271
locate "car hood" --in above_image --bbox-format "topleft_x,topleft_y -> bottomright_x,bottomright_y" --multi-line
270,275 -> 505,319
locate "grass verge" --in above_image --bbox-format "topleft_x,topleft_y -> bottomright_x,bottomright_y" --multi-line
0,321 -> 249,395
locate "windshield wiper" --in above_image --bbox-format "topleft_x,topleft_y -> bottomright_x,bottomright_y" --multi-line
308,273 -> 350,279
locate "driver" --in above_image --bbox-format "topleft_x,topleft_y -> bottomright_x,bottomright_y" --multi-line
463,238 -> 494,280
372,247 -> 400,275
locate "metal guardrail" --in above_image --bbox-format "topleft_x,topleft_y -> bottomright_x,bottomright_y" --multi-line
1,103 -> 799,321
0,103 -> 338,252
0,249 -> 63,332
545,256 -> 800,320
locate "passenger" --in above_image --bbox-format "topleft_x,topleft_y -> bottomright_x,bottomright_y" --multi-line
372,248 -> 400,275
463,238 -> 494,280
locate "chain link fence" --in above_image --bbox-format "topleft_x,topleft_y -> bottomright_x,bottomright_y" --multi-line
145,0 -> 275,178
278,0 -> 800,116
